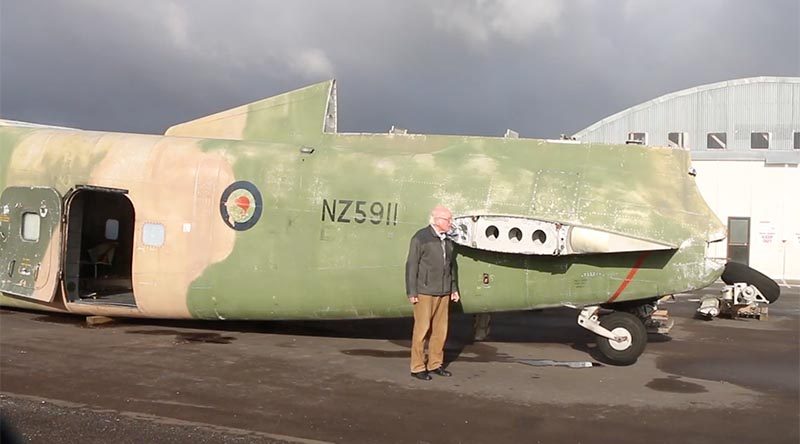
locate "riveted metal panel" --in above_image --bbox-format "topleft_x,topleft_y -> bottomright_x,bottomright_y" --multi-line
0,187 -> 62,301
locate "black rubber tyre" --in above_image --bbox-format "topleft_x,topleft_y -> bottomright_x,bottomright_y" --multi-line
595,311 -> 647,366
721,262 -> 780,303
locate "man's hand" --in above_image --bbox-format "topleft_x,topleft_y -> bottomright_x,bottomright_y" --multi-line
409,295 -> 419,304
450,291 -> 460,302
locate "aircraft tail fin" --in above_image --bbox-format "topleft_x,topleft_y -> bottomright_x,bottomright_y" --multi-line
165,79 -> 337,141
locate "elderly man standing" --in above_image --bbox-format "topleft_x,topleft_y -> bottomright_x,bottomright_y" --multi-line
405,205 -> 460,381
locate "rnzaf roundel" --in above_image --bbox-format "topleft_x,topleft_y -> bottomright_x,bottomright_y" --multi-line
219,181 -> 262,231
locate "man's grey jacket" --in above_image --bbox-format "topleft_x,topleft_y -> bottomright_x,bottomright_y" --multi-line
405,226 -> 459,297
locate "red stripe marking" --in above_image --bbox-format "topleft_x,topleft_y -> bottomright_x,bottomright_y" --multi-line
607,251 -> 651,303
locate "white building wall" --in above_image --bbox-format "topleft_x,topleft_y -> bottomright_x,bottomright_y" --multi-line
693,160 -> 800,279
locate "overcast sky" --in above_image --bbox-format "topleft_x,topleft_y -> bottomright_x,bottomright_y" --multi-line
1,0 -> 798,138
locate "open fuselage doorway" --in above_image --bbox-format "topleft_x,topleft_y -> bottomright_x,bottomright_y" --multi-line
63,187 -> 136,307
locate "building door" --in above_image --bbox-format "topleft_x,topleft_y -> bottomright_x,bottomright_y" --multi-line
727,217 -> 750,265
0,187 -> 63,302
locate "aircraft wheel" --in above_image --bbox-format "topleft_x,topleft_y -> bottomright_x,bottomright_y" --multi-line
595,311 -> 647,366
721,262 -> 780,303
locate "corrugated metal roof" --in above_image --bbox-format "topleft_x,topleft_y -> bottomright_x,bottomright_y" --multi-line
572,77 -> 800,163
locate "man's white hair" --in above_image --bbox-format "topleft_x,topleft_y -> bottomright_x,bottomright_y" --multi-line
429,204 -> 451,224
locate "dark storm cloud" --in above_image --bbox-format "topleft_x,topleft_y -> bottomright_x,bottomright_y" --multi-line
1,0 -> 798,137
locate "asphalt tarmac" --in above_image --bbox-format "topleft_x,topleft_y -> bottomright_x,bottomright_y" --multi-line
1,283 -> 798,443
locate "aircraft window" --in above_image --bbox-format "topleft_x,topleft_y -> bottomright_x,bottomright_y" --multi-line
485,225 -> 499,240
794,132 -> 800,149
532,229 -> 547,244
750,132 -> 770,149
508,228 -> 522,242
707,132 -> 726,149
668,132 -> 687,148
142,223 -> 165,247
105,219 -> 119,240
21,212 -> 41,242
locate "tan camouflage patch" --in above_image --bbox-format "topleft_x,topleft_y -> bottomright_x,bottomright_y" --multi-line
88,134 -> 236,317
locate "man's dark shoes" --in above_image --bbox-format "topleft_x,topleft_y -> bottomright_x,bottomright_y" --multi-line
430,367 -> 452,377
411,371 -> 432,381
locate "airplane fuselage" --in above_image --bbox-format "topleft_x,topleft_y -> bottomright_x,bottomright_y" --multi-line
0,121 -> 726,320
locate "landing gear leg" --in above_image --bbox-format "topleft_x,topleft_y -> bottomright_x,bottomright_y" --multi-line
577,306 -> 647,365
472,313 -> 491,341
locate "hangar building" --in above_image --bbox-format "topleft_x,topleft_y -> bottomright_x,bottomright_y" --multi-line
573,77 -> 800,280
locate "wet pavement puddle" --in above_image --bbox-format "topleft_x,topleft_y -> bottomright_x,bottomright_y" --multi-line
646,375 -> 708,393
342,349 -> 408,358
125,329 -> 236,344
